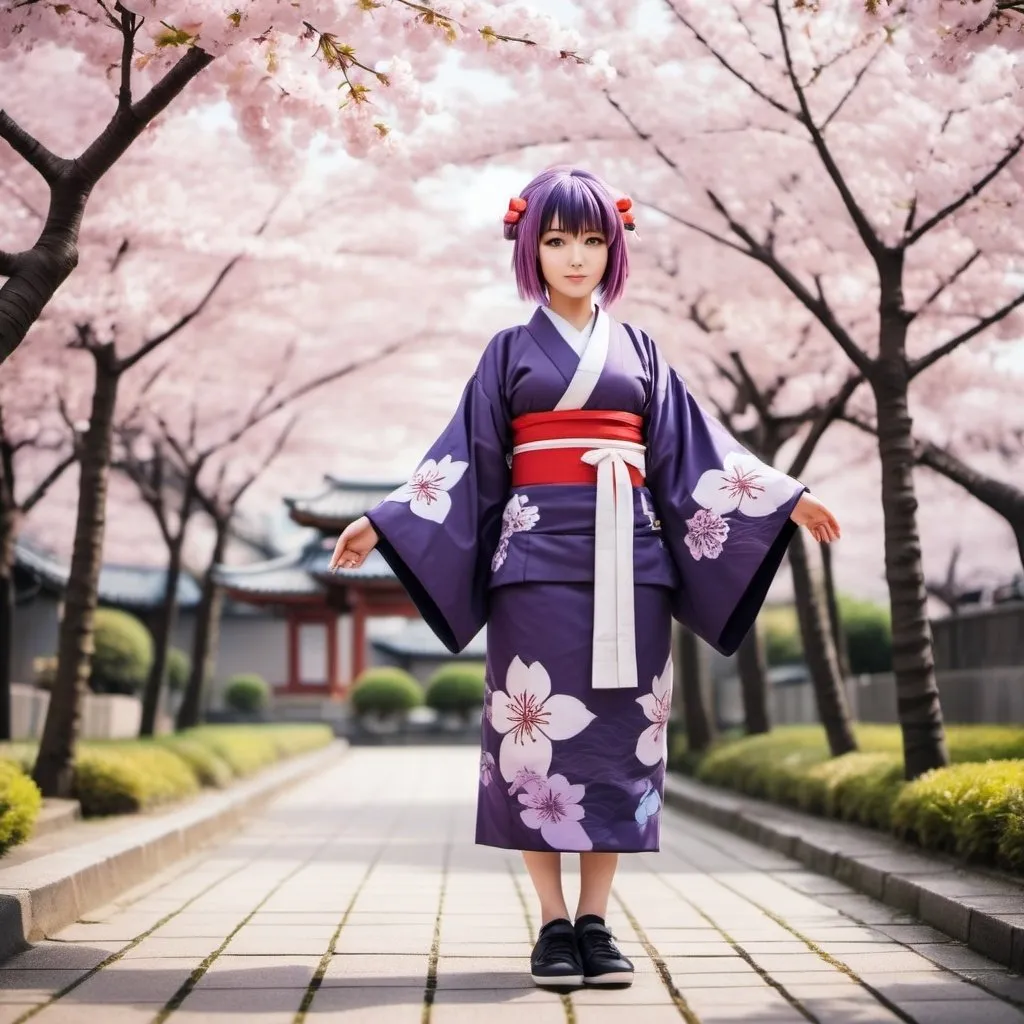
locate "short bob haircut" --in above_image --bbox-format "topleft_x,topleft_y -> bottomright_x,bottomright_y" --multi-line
505,166 -> 630,306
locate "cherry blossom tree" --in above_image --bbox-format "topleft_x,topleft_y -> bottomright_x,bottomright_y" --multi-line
0,1 -> 595,362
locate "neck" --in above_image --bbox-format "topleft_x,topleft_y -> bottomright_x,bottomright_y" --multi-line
547,292 -> 595,331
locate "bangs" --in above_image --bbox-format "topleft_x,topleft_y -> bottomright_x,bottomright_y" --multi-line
541,178 -> 609,238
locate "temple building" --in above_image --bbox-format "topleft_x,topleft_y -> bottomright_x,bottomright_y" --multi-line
214,476 -> 445,699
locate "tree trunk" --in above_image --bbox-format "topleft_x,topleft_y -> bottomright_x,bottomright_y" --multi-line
177,518 -> 228,731
675,624 -> 716,754
736,626 -> 770,735
0,507 -> 18,742
820,540 -> 851,678
139,535 -> 185,737
789,528 -> 858,757
873,348 -> 949,778
33,350 -> 118,797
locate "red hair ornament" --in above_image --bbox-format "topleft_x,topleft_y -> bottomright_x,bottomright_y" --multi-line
616,196 -> 637,232
503,196 -> 527,226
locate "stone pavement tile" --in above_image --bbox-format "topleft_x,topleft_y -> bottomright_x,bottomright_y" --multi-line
571,1006 -> 687,1024
440,925 -> 530,944
747,952 -> 836,973
642,942 -> 734,956
222,925 -> 332,956
769,870 -> 860,896
432,1003 -> 565,1024
320,953 -> 427,987
966,972 -> 1024,1001
246,910 -> 344,926
344,911 -> 439,924
767,972 -> 863,991
832,950 -> 943,973
26,1003 -> 160,1023
793,926 -> 894,943
675,982 -> 778,1006
437,943 -> 531,958
568,975 -> 671,1005
660,955 -> 756,975
63,957 -> 199,1004
856,971 -> 994,1001
146,913 -> 243,937
910,941 -> 1013,972
736,941 -> 815,954
893,1000 -> 1024,1024
815,894 -> 915,924
798,995 -> 905,1023
0,970 -> 87,996
119,936 -> 222,959
49,917 -> 161,943
434,957 -> 534,990
174,985 -> 303,1015
196,954 -> 320,989
1,944 -> 114,972
306,984 -> 425,1018
813,942 -> 908,957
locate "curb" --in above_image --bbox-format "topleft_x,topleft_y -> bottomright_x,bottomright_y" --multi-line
0,740 -> 348,961
664,772 -> 1024,971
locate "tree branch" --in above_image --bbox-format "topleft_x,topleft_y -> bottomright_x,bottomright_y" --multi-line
909,287 -> 1024,378
820,50 -> 880,131
905,131 -> 1024,246
0,111 -> 69,185
21,453 -> 77,515
772,0 -> 883,261
119,254 -> 242,372
0,250 -> 26,277
908,250 -> 981,322
786,372 -> 864,478
663,0 -> 794,118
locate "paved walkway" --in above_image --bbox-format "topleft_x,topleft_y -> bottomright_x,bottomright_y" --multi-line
2,747 -> 1024,1024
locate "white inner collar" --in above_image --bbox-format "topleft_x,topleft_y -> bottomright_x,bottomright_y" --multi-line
542,305 -> 598,356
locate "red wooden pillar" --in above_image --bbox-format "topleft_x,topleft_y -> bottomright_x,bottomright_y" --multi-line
327,611 -> 340,698
285,613 -> 299,691
351,593 -> 367,684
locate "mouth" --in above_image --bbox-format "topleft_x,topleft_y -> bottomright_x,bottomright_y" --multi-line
565,275 -> 587,282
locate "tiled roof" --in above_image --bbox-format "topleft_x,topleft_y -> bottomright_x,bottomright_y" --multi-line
15,540 -> 202,609
214,539 -> 396,596
372,619 -> 487,659
285,476 -> 401,527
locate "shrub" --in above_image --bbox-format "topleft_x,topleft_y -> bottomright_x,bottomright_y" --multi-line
89,609 -> 153,695
425,662 -> 486,715
166,649 -> 191,693
760,605 -> 803,666
350,667 -> 423,717
184,724 -> 332,776
154,734 -> 233,788
0,762 -> 42,853
224,674 -> 270,714
838,596 -> 892,675
74,744 -> 199,815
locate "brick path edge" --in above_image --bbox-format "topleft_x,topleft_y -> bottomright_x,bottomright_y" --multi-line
664,771 -> 1024,973
0,739 -> 349,962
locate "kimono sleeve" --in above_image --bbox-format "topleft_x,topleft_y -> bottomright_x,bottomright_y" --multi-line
640,330 -> 806,657
365,362 -> 510,654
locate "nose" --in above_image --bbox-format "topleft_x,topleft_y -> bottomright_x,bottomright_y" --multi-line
568,241 -> 585,267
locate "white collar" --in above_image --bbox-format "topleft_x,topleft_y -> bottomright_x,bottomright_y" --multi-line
541,305 -> 598,355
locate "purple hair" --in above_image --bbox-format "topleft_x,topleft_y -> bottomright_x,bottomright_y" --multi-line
505,166 -> 630,306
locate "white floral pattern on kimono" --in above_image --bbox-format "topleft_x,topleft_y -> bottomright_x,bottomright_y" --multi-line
385,454 -> 468,524
636,657 -> 672,767
692,451 -> 795,519
490,656 -> 595,784
518,773 -> 593,851
492,494 -> 540,571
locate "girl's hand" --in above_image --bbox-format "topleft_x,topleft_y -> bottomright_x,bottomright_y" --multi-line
329,515 -> 380,572
790,493 -> 841,544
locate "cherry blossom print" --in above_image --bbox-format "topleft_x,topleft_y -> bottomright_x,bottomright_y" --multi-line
480,752 -> 496,788
385,455 -> 468,524
518,773 -> 593,851
691,451 -> 798,519
636,657 -> 673,767
490,656 -> 596,784
684,508 -> 730,561
634,781 -> 662,827
507,766 -> 546,797
492,494 -> 540,571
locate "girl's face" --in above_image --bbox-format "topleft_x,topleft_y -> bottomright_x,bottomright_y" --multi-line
537,215 -> 608,303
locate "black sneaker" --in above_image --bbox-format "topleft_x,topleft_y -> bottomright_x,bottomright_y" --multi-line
530,918 -> 584,988
575,914 -> 634,986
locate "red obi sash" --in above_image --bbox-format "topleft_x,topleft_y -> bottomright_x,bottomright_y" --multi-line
510,410 -> 646,488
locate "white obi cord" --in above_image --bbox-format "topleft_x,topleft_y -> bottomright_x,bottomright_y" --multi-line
511,436 -> 647,690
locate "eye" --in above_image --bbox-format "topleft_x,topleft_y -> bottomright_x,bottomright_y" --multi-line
585,236 -> 605,246
545,237 -> 564,247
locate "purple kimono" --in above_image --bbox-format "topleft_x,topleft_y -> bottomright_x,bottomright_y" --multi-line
367,307 -> 804,854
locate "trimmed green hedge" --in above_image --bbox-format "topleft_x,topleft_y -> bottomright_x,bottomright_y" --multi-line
225,674 -> 270,713
0,723 -> 334,829
89,608 -> 154,695
673,725 -> 1024,873
351,668 -> 423,716
425,663 -> 486,715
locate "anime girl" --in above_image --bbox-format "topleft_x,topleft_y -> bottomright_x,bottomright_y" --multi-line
330,166 -> 840,989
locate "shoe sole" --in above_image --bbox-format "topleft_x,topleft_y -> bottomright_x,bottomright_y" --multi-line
584,972 -> 634,986
532,973 -> 584,988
